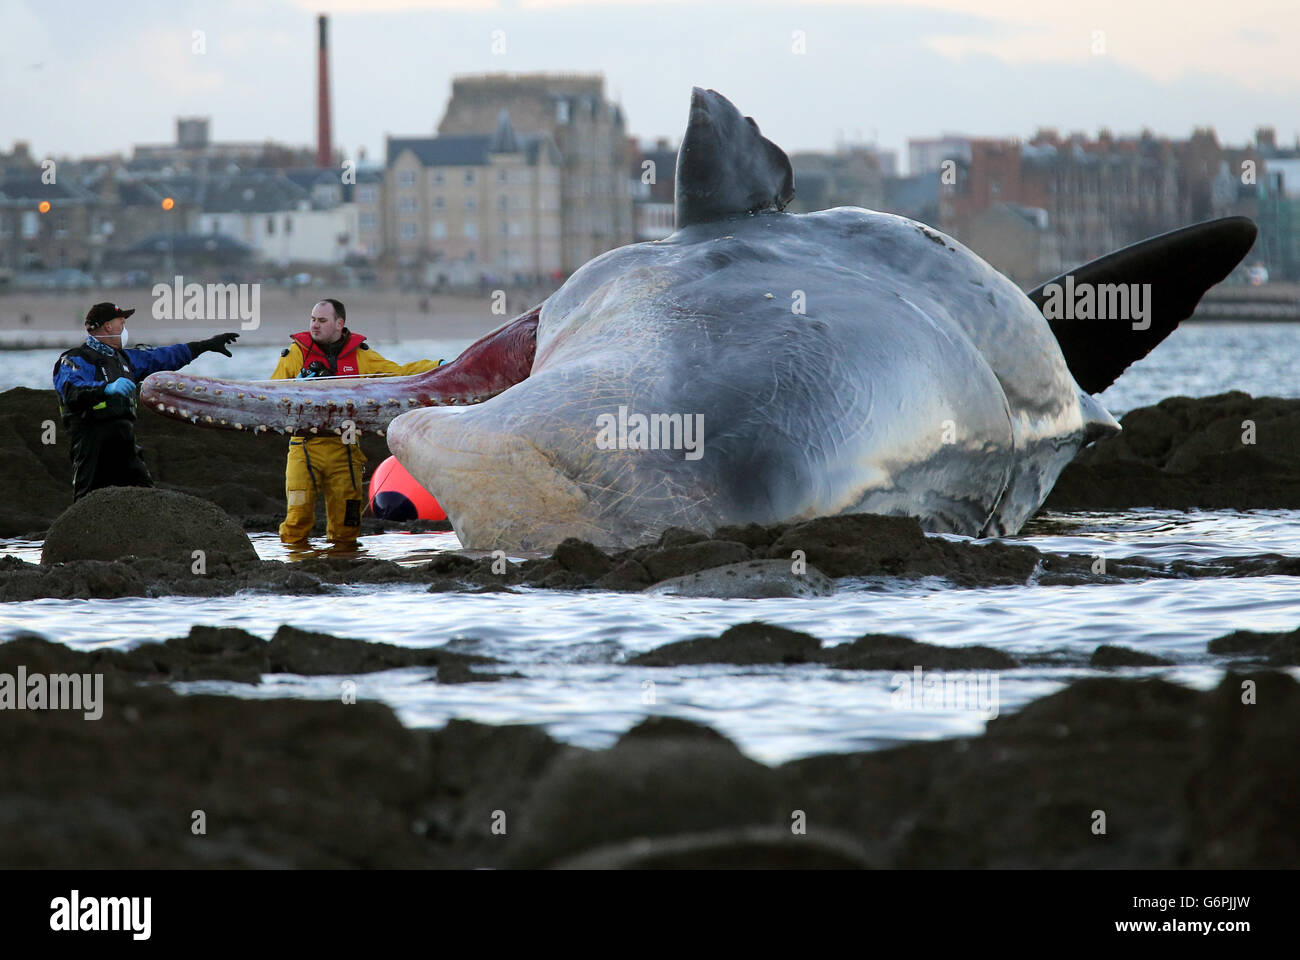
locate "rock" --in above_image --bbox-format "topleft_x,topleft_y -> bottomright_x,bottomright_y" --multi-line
615,715 -> 736,747
550,826 -> 872,869
41,486 -> 256,566
265,625 -> 494,676
825,634 -> 1017,670
645,559 -> 835,598
1207,626 -> 1300,666
1046,393 -> 1300,510
767,514 -> 927,577
1090,644 -> 1175,668
627,621 -> 822,666
1184,672 -> 1300,866
638,539 -> 752,581
509,735 -> 783,868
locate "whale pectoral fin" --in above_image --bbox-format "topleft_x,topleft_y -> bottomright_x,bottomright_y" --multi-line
1028,216 -> 1257,393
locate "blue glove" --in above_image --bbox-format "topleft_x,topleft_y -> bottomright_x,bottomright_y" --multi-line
105,377 -> 136,398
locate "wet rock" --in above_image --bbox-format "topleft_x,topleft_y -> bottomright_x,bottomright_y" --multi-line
1185,672 -> 1300,866
594,558 -> 654,591
42,486 -> 256,566
646,559 -> 834,598
265,625 -> 494,676
1207,625 -> 1300,666
508,734 -> 784,868
767,514 -> 927,577
551,826 -> 872,869
551,538 -> 614,579
638,539 -> 752,582
1046,392 -> 1300,510
710,522 -> 782,550
615,715 -> 736,747
628,621 -> 822,667
825,634 -> 1017,670
1090,644 -> 1175,668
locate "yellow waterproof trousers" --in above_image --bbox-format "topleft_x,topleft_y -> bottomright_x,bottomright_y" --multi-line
279,437 -> 367,543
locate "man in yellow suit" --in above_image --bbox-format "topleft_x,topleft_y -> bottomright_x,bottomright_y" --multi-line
271,298 -> 442,545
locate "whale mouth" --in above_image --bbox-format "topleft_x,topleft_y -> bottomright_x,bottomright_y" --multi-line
140,305 -> 540,437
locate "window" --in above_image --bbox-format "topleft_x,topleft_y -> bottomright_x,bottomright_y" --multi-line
464,222 -> 477,238
285,216 -> 293,234
433,170 -> 444,184
400,222 -> 417,239
464,170 -> 475,185
398,197 -> 417,213
498,169 -> 507,183
266,216 -> 275,235
360,213 -> 377,230
398,170 -> 415,187
432,220 -> 446,239
499,221 -> 508,236
556,99 -> 570,124
498,195 -> 508,210
509,221 -> 520,237
465,198 -> 476,211
434,196 -> 444,209
358,186 -> 377,204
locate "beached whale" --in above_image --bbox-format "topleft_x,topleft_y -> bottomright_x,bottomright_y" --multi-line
141,88 -> 1256,551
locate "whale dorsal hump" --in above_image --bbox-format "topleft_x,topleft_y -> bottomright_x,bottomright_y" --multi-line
674,87 -> 795,229
1029,216 -> 1257,394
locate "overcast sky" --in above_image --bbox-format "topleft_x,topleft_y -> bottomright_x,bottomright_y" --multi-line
3,0 -> 1297,172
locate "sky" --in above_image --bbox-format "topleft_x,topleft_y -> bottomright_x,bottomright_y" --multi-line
2,0 -> 1298,173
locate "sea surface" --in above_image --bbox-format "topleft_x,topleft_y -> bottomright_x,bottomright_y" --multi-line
1,320 -> 1297,764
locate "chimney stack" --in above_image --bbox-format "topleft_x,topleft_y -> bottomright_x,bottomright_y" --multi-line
316,14 -> 332,168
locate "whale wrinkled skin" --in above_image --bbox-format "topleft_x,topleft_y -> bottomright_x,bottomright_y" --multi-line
144,87 -> 1255,552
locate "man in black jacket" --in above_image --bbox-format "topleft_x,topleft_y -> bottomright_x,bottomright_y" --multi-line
52,301 -> 240,501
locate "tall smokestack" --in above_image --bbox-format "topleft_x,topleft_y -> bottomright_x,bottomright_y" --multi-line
316,14 -> 332,168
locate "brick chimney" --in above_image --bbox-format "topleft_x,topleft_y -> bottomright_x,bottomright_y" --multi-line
316,14 -> 332,168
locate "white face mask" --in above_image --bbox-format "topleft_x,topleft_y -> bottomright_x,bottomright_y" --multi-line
118,327 -> 129,349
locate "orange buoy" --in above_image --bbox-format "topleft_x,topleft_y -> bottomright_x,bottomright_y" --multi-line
369,455 -> 446,522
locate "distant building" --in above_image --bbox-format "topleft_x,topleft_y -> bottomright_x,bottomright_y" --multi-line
386,110 -> 563,286
786,147 -> 884,214
629,138 -> 676,241
936,127 -> 1267,285
908,136 -> 972,176
131,117 -> 324,172
437,73 -> 633,270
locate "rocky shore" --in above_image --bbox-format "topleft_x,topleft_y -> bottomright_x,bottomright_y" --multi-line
1,628 -> 1295,868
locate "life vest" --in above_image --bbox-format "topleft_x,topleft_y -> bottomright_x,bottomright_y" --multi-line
289,330 -> 367,376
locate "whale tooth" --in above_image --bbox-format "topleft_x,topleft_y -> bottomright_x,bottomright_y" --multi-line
309,427 -> 318,434
257,395 -> 267,401
166,381 -> 175,388
214,389 -> 222,395
204,415 -> 213,423
388,399 -> 399,406
220,419 -> 227,425
234,423 -> 243,430
376,429 -> 385,437
764,293 -> 774,299
156,403 -> 165,411
167,405 -> 176,413
408,398 -> 418,406
193,386 -> 205,393
237,392 -> 245,399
